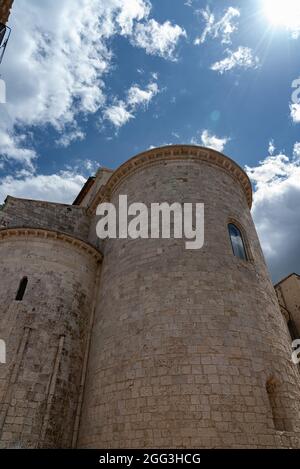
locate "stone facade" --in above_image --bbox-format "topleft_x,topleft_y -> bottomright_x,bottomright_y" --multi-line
0,0 -> 13,24
0,145 -> 300,448
275,274 -> 300,341
0,198 -> 102,448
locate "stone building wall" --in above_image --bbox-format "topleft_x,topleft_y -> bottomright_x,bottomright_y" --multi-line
0,0 -> 13,24
0,144 -> 299,449
275,274 -> 300,339
0,196 -> 92,245
76,168 -> 113,209
77,146 -> 300,449
0,230 -> 101,448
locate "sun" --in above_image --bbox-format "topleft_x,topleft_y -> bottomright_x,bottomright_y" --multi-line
263,0 -> 300,29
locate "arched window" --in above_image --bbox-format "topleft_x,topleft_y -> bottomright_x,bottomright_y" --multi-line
15,277 -> 28,301
228,223 -> 248,261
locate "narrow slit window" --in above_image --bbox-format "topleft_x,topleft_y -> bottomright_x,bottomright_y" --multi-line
228,223 -> 248,261
15,277 -> 28,301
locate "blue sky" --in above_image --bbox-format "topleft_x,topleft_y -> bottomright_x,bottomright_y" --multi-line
0,0 -> 300,282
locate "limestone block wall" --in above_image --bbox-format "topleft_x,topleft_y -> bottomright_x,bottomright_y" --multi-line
275,275 -> 300,338
77,168 -> 113,209
78,146 -> 300,449
0,197 -> 91,244
0,229 -> 101,448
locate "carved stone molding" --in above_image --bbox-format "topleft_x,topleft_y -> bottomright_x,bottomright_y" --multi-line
88,145 -> 253,214
0,227 -> 102,262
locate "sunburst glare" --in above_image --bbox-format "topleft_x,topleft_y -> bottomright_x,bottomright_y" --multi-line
263,0 -> 300,37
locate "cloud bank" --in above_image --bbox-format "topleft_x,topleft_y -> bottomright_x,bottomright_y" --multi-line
0,0 -> 185,168
246,142 -> 300,283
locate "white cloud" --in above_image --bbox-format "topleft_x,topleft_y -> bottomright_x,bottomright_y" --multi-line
246,142 -> 300,282
2,0 -> 110,131
82,160 -> 99,173
290,103 -> 300,123
0,129 -> 36,169
293,142 -> 300,160
55,129 -> 86,148
103,101 -> 134,128
63,158 -> 100,177
211,46 -> 259,74
290,29 -> 300,40
0,170 -> 87,204
104,80 -> 159,128
195,6 -> 240,45
131,19 -> 186,61
0,0 -> 184,167
268,139 -> 276,156
111,0 -> 152,35
127,82 -> 159,107
148,142 -> 174,150
192,129 -> 229,152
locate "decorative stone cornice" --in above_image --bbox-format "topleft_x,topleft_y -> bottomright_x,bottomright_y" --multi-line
88,145 -> 253,214
0,227 -> 102,262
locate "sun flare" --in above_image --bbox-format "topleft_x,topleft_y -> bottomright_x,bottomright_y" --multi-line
264,0 -> 300,29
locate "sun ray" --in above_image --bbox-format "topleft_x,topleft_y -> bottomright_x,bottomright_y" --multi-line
263,0 -> 300,31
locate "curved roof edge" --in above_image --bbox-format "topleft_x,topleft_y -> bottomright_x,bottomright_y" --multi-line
88,145 -> 253,212
0,227 -> 102,262
274,273 -> 300,288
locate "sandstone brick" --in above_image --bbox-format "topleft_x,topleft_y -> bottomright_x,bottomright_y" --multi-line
1,145 -> 300,449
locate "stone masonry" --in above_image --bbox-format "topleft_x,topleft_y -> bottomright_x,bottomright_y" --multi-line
0,145 -> 300,448
275,274 -> 300,342
0,0 -> 14,24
